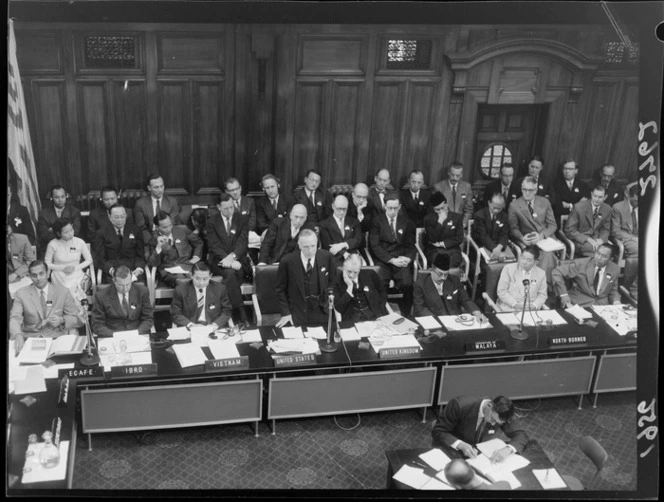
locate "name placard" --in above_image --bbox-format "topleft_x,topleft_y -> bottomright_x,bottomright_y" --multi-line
464,340 -> 506,354
59,366 -> 105,379
273,353 -> 316,367
548,336 -> 588,347
204,356 -> 249,372
110,363 -> 158,378
378,346 -> 421,359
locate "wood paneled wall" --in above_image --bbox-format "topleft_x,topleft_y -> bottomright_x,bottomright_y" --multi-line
14,22 -> 638,205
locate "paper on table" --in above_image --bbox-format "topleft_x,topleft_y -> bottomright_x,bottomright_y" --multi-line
521,309 -> 567,326
99,351 -> 152,371
565,304 -> 593,322
419,448 -> 451,471
378,313 -> 420,335
369,334 -> 421,352
305,326 -> 328,340
355,321 -> 378,338
476,438 -> 508,458
495,312 -> 520,325
164,265 -> 190,274
591,305 -> 637,336
190,326 -> 214,347
421,477 -> 455,490
392,465 -> 432,490
281,326 -> 304,339
486,468 -> 521,489
415,316 -> 442,330
16,337 -> 52,364
532,468 -> 567,489
438,315 -> 491,331
42,362 -> 75,379
112,331 -> 150,352
536,237 -> 565,252
208,339 -> 241,360
14,365 -> 48,395
268,338 -> 319,355
172,343 -> 208,368
340,327 -> 361,341
239,329 -> 263,343
469,452 -> 530,474
22,441 -> 70,484
167,326 -> 191,341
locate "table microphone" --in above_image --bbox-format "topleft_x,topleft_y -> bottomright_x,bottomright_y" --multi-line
321,287 -> 338,353
510,279 -> 531,341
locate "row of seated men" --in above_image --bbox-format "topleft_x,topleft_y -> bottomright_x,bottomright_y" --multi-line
8,158 -> 637,320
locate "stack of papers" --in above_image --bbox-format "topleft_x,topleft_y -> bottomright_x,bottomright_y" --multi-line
16,338 -> 53,364
339,327 -> 361,341
393,464 -> 454,490
167,326 -> 191,341
438,315 -> 491,331
172,343 -> 208,367
281,326 -> 305,339
532,468 -> 567,489
378,313 -> 420,335
268,338 -> 320,355
415,316 -> 442,329
591,305 -> 637,336
467,440 -> 529,490
496,310 -> 567,327
112,331 -> 151,352
208,339 -> 241,360
189,326 -> 214,347
99,351 -> 153,371
536,237 -> 565,252
419,448 -> 452,471
304,326 -> 328,340
164,265 -> 190,275
13,365 -> 47,395
355,321 -> 379,338
368,333 -> 421,353
565,304 -> 593,323
238,329 -> 263,343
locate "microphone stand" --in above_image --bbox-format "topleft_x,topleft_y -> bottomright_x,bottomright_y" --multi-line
320,288 -> 338,353
79,300 -> 100,366
511,283 -> 530,341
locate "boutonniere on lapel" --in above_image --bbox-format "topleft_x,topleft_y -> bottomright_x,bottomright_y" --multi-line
316,201 -> 322,206
606,273 -> 612,280
539,185 -> 544,190
497,221 -> 504,227
397,228 -> 403,234
363,285 -> 370,292
574,187 -> 579,193
532,213 -> 538,218
419,201 -> 424,205
321,267 -> 326,273
230,229 -> 236,234
447,220 -> 454,226
175,238 -> 182,243
128,233 -> 135,239
344,225 -> 351,231
13,216 -> 22,226
461,193 -> 467,199
241,210 -> 248,215
130,304 -> 137,310
209,304 -> 216,310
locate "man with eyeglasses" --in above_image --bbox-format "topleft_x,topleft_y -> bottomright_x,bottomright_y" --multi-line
593,163 -> 624,205
133,173 -> 181,244
550,159 -> 590,223
255,174 -> 292,236
318,195 -> 363,269
224,177 -> 257,232
170,262 -> 232,330
483,163 -> 519,209
257,204 -> 313,265
516,156 -> 550,199
496,245 -> 547,312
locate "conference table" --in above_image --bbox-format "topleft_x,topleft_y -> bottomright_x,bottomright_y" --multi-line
6,307 -> 636,492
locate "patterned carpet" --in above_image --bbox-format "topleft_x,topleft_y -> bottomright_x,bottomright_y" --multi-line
71,391 -> 636,493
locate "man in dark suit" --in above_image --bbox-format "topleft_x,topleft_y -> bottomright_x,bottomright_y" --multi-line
87,185 -> 134,237
444,459 -> 510,490
7,224 -> 36,285
206,193 -> 250,322
37,185 -> 81,256
422,192 -> 464,266
291,169 -> 333,226
594,163 -> 624,206
413,254 -> 486,321
431,395 -> 529,461
563,184 -> 612,257
133,173 -> 181,243
369,193 -> 416,315
225,177 -> 257,232
516,155 -> 550,199
318,195 -> 363,269
368,168 -> 395,215
170,262 -> 232,329
7,183 -> 35,244
255,174 -> 293,236
552,242 -> 621,307
549,159 -> 590,223
483,162 -> 519,209
91,265 -> 153,336
93,204 -> 146,283
399,170 -> 431,227
275,229 -> 335,327
146,211 -> 203,287
257,204 -> 312,265
347,183 -> 376,234
334,254 -> 387,323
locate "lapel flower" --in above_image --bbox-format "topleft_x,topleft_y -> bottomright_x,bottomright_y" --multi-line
316,201 -> 322,206
231,229 -> 236,234
539,185 -> 544,190
397,229 -> 403,234
209,304 -> 216,310
532,213 -> 538,218
241,210 -> 247,215
497,221 -> 503,227
574,187 -> 579,193
418,201 -> 424,205
363,285 -> 370,292
461,193 -> 467,199
130,304 -> 136,310
344,226 -> 351,231
447,220 -> 454,226
175,238 -> 182,243
606,273 -> 612,279
14,217 -> 22,226
129,233 -> 135,239
321,267 -> 326,272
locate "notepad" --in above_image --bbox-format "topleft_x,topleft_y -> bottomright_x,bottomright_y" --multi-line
340,327 -> 361,341
16,338 -> 52,364
565,304 -> 593,323
167,326 -> 191,341
533,468 -> 567,489
355,321 -> 378,339
13,365 -> 47,395
305,326 -> 328,340
378,313 -> 420,335
189,326 -> 214,347
415,316 -> 442,330
369,333 -> 421,352
536,237 -> 565,252
281,326 -> 305,339
172,343 -> 208,368
208,339 -> 241,360
468,450 -> 530,475
239,329 -> 263,343
419,448 -> 452,471
164,265 -> 190,275
393,464 -> 454,490
476,438 -> 508,458
99,351 -> 152,371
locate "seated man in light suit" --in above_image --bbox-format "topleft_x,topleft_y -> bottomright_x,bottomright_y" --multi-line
7,225 -> 36,285
170,262 -> 232,330
611,182 -> 639,297
563,184 -> 612,257
275,229 -> 335,327
444,459 -> 510,490
318,195 -> 363,270
133,173 -> 181,244
431,395 -> 529,462
333,254 -> 387,323
496,245 -> 547,312
508,176 -> 559,282
432,161 -> 474,228
9,260 -> 84,353
552,242 -> 620,308
91,265 -> 154,337
257,204 -> 313,265
413,254 -> 486,322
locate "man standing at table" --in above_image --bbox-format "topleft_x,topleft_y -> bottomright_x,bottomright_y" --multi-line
133,173 -> 181,244
334,254 -> 387,323
91,265 -> 153,337
432,395 -> 529,461
10,260 -> 85,353
170,262 -> 232,330
275,229 -> 335,327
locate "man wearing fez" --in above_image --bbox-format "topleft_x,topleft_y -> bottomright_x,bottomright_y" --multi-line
88,185 -> 134,237
432,395 -> 529,461
483,162 -> 519,209
7,183 -> 35,244
37,185 -> 81,255
496,245 -> 548,312
433,161 -> 474,228
257,204 -> 313,266
413,253 -> 487,322
91,265 -> 153,337
225,177 -> 257,232
291,169 -> 333,226
170,262 -> 232,330
318,195 -> 363,269
255,174 -> 292,236
133,173 -> 181,243
563,184 -> 612,257
399,170 -> 431,228
276,229 -> 335,327
93,204 -> 146,283
334,254 -> 387,323
147,211 -> 203,287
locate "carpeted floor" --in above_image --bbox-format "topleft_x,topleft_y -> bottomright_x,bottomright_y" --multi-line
71,391 -> 636,493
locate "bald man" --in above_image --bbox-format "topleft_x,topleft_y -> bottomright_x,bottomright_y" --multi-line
368,168 -> 396,214
257,204 -> 313,265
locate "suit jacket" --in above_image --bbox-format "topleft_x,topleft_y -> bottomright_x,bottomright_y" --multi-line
8,232 -> 35,278
472,207 -> 509,251
276,249 -> 335,326
37,204 -> 82,252
333,268 -> 387,321
9,283 -> 84,338
483,180 -> 519,208
93,222 -> 146,276
413,273 -> 478,317
367,185 -> 397,215
292,187 -> 332,224
87,205 -> 134,237
564,200 -> 611,245
507,196 -> 557,247
170,281 -> 232,328
516,176 -> 550,199
347,198 -> 377,233
206,212 -> 249,263
258,217 -> 313,264
91,282 -> 154,336
8,201 -> 36,244
399,188 -> 431,227
233,195 -> 257,232
432,179 -> 474,227
422,212 -> 464,260
594,179 -> 624,205
432,396 -> 528,452
133,194 -> 181,243
611,200 -> 638,244
369,213 -> 417,265
549,177 -> 590,220
496,263 -> 548,311
318,215 -> 363,256
552,257 -> 620,306
147,225 -> 204,271
255,194 -> 292,235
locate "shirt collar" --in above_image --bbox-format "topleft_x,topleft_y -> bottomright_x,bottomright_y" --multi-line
37,284 -> 49,298
478,398 -> 492,423
300,253 -> 315,269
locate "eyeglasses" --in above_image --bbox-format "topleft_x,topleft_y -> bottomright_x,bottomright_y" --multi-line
522,188 -> 537,193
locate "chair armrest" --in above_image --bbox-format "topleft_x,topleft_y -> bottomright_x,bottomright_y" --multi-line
482,292 -> 498,313
460,251 -> 470,283
251,293 -> 263,326
556,229 -> 575,261
610,237 -> 625,268
619,285 -> 637,307
363,232 -> 375,266
415,238 -> 427,271
386,302 -> 395,314
145,265 -> 157,307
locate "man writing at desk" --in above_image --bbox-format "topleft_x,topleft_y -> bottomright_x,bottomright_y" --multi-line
432,395 -> 529,462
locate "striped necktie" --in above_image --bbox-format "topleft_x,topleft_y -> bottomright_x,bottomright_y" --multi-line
196,289 -> 205,321
306,259 -> 313,275
528,201 -> 534,216
592,205 -> 599,222
122,294 -> 129,318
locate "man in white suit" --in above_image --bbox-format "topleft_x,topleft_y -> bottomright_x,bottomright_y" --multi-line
496,246 -> 548,312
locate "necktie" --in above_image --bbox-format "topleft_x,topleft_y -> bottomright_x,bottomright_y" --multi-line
451,184 -> 457,206
631,209 -> 638,234
353,282 -> 359,296
475,418 -> 488,444
338,218 -> 345,237
528,201 -> 534,216
310,192 -> 316,207
234,199 -> 240,211
503,186 -> 509,199
272,199 -> 278,212
155,198 -> 161,214
56,208 -> 62,218
196,289 -> 205,321
379,192 -> 385,209
40,290 -> 47,318
225,217 -> 231,234
390,217 -> 397,239
592,206 -> 599,222
306,259 -> 312,275
117,228 -> 123,242
593,267 -> 601,295
122,293 -> 129,318
413,192 -> 418,204
357,207 -> 364,221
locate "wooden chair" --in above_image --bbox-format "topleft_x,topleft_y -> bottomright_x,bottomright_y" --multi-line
619,285 -> 637,307
466,231 -> 521,302
252,264 -> 281,326
561,436 -> 609,490
557,214 -> 576,260
145,265 -> 175,311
